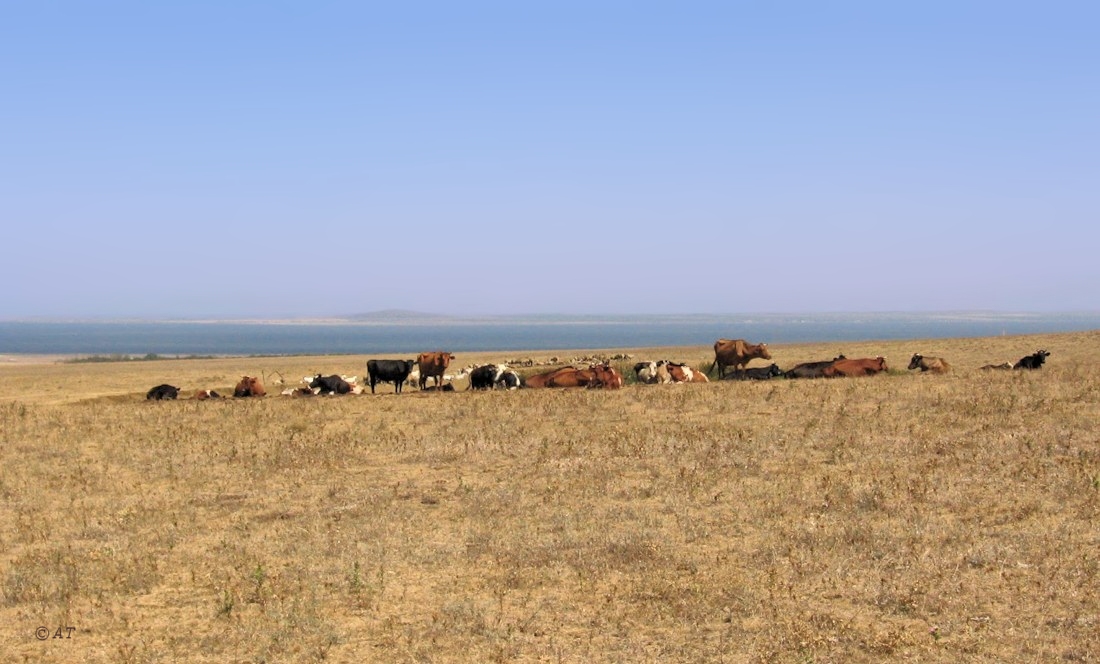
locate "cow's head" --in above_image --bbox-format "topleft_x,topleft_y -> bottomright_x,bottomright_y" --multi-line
908,354 -> 923,370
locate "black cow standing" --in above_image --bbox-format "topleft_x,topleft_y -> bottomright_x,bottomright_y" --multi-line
309,374 -> 352,394
367,359 -> 416,394
1013,350 -> 1051,370
146,384 -> 181,400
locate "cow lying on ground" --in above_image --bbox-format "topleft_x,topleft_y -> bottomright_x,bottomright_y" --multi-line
146,384 -> 181,400
980,362 -> 1013,370
193,389 -> 223,400
1013,349 -> 1050,370
233,376 -> 266,397
366,359 -> 416,394
281,386 -> 317,396
908,354 -> 950,374
784,355 -> 847,379
468,364 -> 522,390
713,338 -> 772,378
635,360 -> 709,384
309,374 -> 352,395
721,363 -> 783,380
634,361 -> 659,384
525,363 -> 623,389
821,357 -> 888,377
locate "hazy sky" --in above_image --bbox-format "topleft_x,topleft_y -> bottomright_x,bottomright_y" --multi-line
4,2 -> 1098,318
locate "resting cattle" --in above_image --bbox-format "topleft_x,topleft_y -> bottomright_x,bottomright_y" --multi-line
594,363 -> 624,389
1013,349 -> 1050,370
713,339 -> 772,378
665,362 -> 695,383
417,352 -> 456,390
367,359 -> 416,394
821,357 -> 888,377
908,354 -> 950,374
980,362 -> 1013,371
634,361 -> 659,384
233,376 -> 266,397
722,363 -> 783,381
193,389 -> 223,400
785,355 -> 847,379
146,384 -> 181,400
309,374 -> 352,395
525,363 -> 622,389
469,364 -> 506,390
499,369 -> 523,389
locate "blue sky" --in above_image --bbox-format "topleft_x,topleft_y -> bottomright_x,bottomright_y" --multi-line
3,1 -> 1098,318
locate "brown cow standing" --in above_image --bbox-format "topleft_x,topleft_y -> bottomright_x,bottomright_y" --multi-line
821,357 -> 888,377
713,339 -> 772,378
417,351 -> 456,390
908,354 -> 950,374
233,375 -> 266,397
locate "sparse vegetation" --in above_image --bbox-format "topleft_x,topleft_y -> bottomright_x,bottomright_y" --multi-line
1,331 -> 1098,661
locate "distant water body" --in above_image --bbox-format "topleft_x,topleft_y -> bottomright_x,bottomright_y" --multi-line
1,313 -> 1098,356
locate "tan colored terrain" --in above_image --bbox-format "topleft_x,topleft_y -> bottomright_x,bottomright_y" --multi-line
1,331 -> 1097,662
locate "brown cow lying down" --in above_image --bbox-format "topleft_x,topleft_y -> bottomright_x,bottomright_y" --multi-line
980,362 -> 1012,370
907,354 -> 950,374
821,357 -> 888,377
193,389 -> 224,400
525,363 -> 623,389
233,375 -> 266,397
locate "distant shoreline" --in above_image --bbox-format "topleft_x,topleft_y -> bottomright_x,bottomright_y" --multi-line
3,314 -> 1098,359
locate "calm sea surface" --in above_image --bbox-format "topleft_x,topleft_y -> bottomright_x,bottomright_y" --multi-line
1,313 -> 1098,356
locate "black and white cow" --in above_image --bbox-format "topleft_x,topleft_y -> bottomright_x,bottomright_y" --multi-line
468,364 -> 504,390
499,368 -> 522,389
468,364 -> 521,390
366,359 -> 416,394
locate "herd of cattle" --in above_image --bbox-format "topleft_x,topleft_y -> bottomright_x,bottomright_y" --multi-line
143,341 -> 1054,400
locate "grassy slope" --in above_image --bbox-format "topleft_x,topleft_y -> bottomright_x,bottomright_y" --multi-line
1,331 -> 1097,662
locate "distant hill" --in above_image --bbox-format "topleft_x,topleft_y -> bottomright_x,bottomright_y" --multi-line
346,309 -> 458,322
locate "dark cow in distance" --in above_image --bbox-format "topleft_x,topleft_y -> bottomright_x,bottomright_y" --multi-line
146,384 -> 181,400
908,354 -> 950,374
785,355 -> 846,379
713,338 -> 772,378
1013,349 -> 1050,370
417,352 -> 456,390
309,374 -> 352,395
721,363 -> 783,381
367,359 -> 416,394
822,357 -> 888,377
233,376 -> 266,397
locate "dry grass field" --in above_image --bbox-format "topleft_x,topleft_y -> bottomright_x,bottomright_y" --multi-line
1,331 -> 1098,663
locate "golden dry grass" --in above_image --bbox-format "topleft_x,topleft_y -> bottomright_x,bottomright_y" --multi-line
1,331 -> 1098,662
